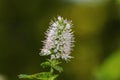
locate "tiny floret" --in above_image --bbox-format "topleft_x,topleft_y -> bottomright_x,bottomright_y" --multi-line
40,16 -> 74,61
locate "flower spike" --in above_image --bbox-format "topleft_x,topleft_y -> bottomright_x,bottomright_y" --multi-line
40,16 -> 74,61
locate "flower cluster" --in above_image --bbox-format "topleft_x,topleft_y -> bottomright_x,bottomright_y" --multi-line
40,16 -> 74,61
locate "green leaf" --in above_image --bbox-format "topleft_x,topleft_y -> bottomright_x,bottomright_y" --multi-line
18,74 -> 35,79
41,59 -> 61,68
53,66 -> 63,73
35,72 -> 51,79
41,61 -> 51,68
49,74 -> 58,80
95,50 -> 120,80
19,72 -> 59,80
49,59 -> 61,67
35,72 -> 58,80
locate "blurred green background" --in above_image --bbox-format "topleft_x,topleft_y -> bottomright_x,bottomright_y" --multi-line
0,0 -> 120,80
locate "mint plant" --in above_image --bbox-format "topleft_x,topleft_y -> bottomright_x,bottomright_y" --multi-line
18,16 -> 74,80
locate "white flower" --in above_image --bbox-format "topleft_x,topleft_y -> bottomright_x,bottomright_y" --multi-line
39,16 -> 74,61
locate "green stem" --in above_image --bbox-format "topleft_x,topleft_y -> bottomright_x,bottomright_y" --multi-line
50,67 -> 54,74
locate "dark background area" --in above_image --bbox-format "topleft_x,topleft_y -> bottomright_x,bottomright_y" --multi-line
0,0 -> 120,80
